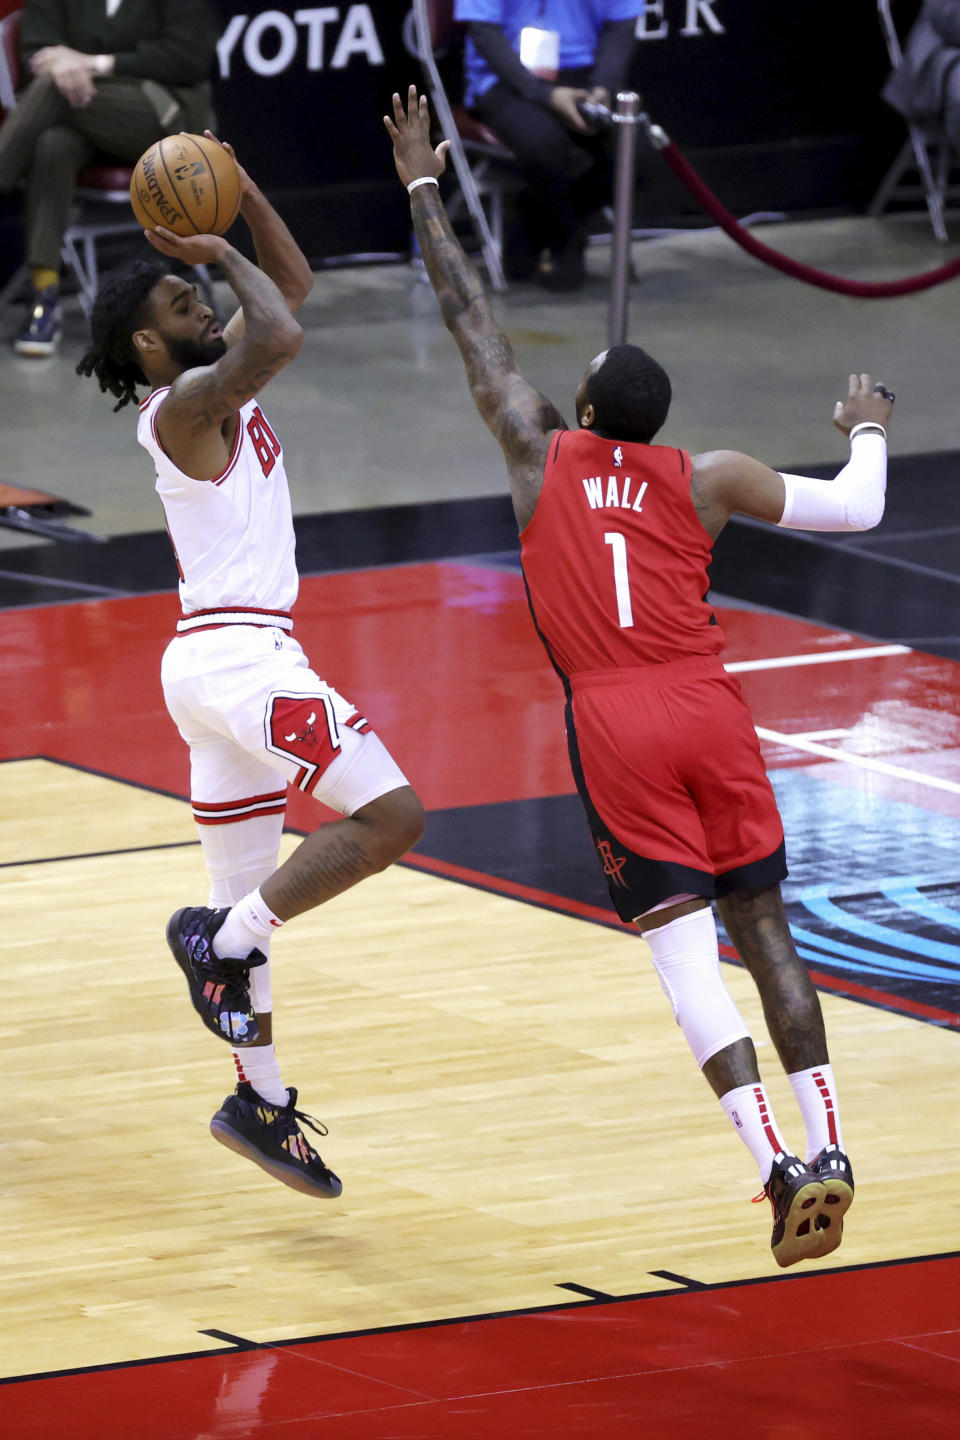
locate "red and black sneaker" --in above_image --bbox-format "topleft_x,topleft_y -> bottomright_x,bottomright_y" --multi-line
810,1144 -> 855,1258
210,1084 -> 343,1198
166,906 -> 265,1046
761,1153 -> 826,1267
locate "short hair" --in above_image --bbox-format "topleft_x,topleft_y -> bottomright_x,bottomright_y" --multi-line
586,344 -> 672,444
76,259 -> 168,411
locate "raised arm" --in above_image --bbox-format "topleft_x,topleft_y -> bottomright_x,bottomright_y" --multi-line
207,135 -> 314,348
142,226 -> 303,481
384,86 -> 567,529
690,374 -> 895,539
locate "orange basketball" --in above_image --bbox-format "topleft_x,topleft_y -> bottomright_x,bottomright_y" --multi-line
130,133 -> 242,237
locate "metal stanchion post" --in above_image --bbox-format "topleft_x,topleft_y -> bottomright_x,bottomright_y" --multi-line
608,91 -> 642,347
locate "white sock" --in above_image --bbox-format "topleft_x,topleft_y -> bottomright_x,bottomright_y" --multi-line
214,887 -> 284,960
232,1043 -> 288,1106
788,1063 -> 844,1162
719,1082 -> 789,1185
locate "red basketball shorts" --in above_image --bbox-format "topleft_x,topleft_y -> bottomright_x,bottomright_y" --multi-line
567,654 -> 786,921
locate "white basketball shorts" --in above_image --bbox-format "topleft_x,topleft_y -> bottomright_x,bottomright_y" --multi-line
161,625 -> 410,826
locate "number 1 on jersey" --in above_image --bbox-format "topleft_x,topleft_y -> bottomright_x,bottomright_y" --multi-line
604,531 -> 634,628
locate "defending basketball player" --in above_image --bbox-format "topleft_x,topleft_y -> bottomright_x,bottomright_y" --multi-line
77,134 -> 424,1199
386,86 -> 894,1266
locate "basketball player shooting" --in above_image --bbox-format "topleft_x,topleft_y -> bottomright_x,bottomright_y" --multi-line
386,86 -> 894,1266
77,134 -> 424,1200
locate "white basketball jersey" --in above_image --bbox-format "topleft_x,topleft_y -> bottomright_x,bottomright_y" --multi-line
137,387 -> 298,618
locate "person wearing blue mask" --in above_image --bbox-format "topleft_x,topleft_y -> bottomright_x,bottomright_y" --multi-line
454,0 -> 642,289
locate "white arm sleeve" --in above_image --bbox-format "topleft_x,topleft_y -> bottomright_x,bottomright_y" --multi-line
777,428 -> 887,532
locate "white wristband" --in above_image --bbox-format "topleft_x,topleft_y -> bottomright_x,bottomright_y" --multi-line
407,176 -> 439,195
849,421 -> 886,441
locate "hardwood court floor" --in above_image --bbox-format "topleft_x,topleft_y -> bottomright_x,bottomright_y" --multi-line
3,558 -> 960,1435
3,755 -> 960,1376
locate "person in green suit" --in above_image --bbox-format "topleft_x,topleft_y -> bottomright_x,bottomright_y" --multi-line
0,0 -> 219,356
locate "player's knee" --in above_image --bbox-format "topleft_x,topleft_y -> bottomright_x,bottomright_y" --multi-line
355,785 -> 424,865
642,907 -> 750,1065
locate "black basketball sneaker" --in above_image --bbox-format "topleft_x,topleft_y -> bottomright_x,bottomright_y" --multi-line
166,906 -> 265,1045
810,1144 -> 855,1258
762,1153 -> 827,1267
210,1084 -> 343,1198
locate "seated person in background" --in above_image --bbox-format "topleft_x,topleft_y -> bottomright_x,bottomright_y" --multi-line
882,0 -> 960,153
0,0 -> 218,357
454,0 -> 642,290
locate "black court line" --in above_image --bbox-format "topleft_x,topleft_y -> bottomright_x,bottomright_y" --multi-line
0,839 -> 201,870
3,1248 -> 958,1388
0,752 -> 192,805
198,1329 -> 259,1351
555,1282 -> 616,1300
648,1270 -> 708,1290
0,755 -> 202,869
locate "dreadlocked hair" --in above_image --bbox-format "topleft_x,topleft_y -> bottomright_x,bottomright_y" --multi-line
75,259 -> 168,412
587,343 -> 672,445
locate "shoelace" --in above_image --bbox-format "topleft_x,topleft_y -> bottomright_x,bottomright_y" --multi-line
281,1105 -> 329,1141
267,1099 -> 330,1163
281,1109 -> 330,1170
198,952 -> 254,1007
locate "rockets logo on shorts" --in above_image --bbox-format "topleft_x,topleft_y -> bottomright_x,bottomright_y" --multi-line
266,692 -> 340,793
596,838 -> 628,888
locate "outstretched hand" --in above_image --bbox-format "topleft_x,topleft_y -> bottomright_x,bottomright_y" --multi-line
833,373 -> 895,436
384,85 -> 450,189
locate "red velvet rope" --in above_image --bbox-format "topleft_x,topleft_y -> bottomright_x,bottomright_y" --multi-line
659,139 -> 960,298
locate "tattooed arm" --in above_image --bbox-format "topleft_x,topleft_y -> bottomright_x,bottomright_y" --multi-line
385,86 -> 566,530
208,135 -> 314,349
142,226 -> 303,481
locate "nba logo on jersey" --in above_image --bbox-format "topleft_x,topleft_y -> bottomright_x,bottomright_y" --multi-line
613,446 -> 623,467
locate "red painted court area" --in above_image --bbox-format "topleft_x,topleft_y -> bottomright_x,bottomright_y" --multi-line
3,560 -> 959,824
5,560 -> 960,1435
5,1257 -> 958,1439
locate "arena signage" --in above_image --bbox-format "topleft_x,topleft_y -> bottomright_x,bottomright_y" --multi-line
217,6 -> 385,79
636,0 -> 725,40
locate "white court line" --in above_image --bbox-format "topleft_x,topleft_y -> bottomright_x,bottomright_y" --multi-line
725,645 -> 910,673
756,726 -> 960,796
789,728 -> 852,741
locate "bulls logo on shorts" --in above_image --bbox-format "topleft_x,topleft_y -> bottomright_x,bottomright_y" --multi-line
266,692 -> 340,793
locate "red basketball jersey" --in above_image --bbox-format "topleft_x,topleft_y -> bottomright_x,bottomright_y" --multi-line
520,429 -> 724,675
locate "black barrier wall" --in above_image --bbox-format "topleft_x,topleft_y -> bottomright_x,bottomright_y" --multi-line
211,2 -> 412,260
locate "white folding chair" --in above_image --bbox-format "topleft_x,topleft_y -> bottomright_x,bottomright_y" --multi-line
869,0 -> 959,241
413,0 -> 529,291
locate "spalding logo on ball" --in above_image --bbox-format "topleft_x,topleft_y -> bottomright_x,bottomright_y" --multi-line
130,134 -> 242,237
